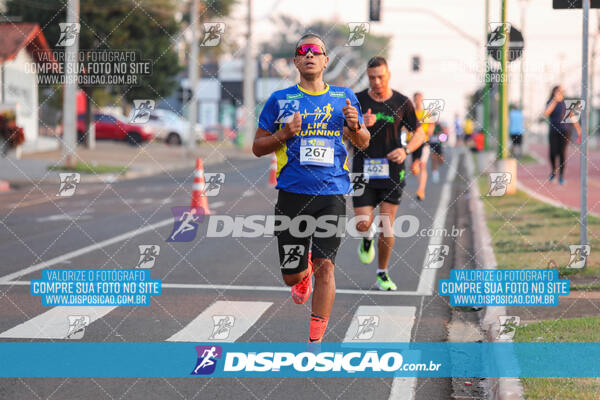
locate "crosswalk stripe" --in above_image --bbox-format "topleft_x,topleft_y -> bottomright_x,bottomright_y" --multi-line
343,306 -> 417,400
0,306 -> 115,339
167,301 -> 272,342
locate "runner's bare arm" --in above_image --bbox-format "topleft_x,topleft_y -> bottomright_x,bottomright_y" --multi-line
387,126 -> 425,163
543,99 -> 558,117
342,98 -> 369,150
574,120 -> 582,137
342,123 -> 370,150
407,125 -> 426,152
252,112 -> 301,157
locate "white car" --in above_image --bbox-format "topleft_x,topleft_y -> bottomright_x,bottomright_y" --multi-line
128,108 -> 204,145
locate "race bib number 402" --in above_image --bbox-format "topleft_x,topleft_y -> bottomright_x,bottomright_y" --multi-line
300,138 -> 334,167
364,158 -> 389,179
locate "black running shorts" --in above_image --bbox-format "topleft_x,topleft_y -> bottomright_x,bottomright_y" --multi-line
430,142 -> 443,156
352,185 -> 403,207
275,190 -> 346,275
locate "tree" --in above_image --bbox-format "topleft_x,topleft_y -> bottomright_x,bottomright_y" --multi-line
7,0 -> 183,146
7,0 -> 181,103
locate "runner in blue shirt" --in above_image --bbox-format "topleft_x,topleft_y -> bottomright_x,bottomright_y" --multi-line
253,33 -> 370,342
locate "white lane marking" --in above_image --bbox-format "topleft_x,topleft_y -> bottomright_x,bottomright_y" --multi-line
36,214 -> 92,222
342,306 -> 417,400
241,190 -> 255,197
210,201 -> 225,209
416,149 -> 459,295
167,301 -> 272,342
0,280 -> 432,296
0,306 -> 115,339
0,218 -> 174,283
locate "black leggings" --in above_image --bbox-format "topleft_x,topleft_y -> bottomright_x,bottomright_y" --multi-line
549,129 -> 569,177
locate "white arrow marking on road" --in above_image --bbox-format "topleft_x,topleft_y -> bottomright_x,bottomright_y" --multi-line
167,301 -> 272,342
343,305 -> 415,342
0,218 -> 174,283
0,306 -> 115,339
416,148 -> 459,295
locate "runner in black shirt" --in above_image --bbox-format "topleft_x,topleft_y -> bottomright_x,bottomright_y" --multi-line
351,57 -> 425,291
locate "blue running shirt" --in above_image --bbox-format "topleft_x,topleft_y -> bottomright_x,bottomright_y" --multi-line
258,84 -> 363,195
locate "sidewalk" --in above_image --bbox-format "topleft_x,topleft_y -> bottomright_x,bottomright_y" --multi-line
0,140 -> 253,187
518,140 -> 600,217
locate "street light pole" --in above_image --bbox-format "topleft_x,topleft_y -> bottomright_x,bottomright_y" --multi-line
241,0 -> 255,149
187,0 -> 199,155
581,0 -> 590,248
483,0 -> 490,151
498,0 -> 509,160
519,0 -> 529,112
62,0 -> 79,168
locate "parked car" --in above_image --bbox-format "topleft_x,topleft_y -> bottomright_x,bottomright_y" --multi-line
127,108 -> 204,146
75,113 -> 154,145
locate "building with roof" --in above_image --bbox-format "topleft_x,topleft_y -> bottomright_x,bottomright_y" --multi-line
0,22 -> 55,151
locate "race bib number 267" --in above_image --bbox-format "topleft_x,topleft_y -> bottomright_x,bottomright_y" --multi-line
300,138 -> 334,167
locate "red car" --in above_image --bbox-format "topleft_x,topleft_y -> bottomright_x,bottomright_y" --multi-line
203,125 -> 237,142
75,113 -> 154,145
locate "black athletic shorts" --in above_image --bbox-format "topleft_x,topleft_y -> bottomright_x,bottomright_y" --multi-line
352,185 -> 403,207
275,190 -> 345,275
510,135 -> 522,145
430,142 -> 443,156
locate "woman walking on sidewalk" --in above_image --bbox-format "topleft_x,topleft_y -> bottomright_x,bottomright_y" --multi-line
543,85 -> 581,185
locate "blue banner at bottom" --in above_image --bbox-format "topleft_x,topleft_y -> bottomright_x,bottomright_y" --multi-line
0,342 -> 599,378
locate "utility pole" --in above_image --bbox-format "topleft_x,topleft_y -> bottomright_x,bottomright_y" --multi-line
581,0 -> 590,248
241,0 -> 255,149
519,0 -> 529,112
483,0 -> 490,151
187,0 -> 199,155
62,0 -> 79,168
588,11 -> 599,137
498,0 -> 509,160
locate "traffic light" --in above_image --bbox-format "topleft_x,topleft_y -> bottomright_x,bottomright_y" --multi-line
411,56 -> 421,72
369,0 -> 381,21
552,0 -> 600,8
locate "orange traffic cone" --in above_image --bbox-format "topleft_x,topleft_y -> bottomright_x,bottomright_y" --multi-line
269,154 -> 277,187
191,157 -> 212,214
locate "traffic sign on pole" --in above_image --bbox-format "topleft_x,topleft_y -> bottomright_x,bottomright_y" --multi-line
487,24 -> 524,63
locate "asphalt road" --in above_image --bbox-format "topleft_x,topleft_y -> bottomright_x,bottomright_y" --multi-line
0,149 -> 466,400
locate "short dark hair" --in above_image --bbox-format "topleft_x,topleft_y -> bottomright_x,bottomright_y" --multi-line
367,56 -> 388,69
295,33 -> 326,54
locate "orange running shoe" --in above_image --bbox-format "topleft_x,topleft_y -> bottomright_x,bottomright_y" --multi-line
416,189 -> 425,201
411,160 -> 420,176
291,256 -> 313,305
309,313 -> 329,343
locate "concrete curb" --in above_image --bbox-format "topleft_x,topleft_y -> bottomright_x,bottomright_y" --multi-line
464,152 -> 525,400
516,181 -> 600,218
3,152 -> 231,187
